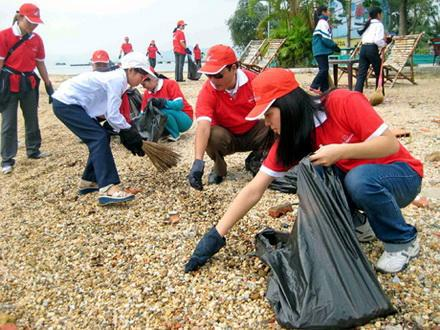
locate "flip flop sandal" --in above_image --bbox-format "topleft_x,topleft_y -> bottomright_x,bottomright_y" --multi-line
98,190 -> 135,205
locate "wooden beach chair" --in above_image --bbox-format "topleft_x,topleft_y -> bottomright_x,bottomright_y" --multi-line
383,33 -> 424,87
239,39 -> 266,72
251,38 -> 286,72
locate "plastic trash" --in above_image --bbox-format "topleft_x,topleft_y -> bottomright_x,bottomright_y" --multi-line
255,157 -> 396,329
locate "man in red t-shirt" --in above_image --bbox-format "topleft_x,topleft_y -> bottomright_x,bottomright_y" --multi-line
0,3 -> 53,175
187,44 -> 269,190
173,20 -> 188,82
146,40 -> 161,68
119,36 -> 133,59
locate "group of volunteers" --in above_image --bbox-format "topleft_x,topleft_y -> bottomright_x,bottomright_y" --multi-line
0,3 -> 423,275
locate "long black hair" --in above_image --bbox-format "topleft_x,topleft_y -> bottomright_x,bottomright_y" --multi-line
358,7 -> 382,35
314,5 -> 328,26
273,88 -> 325,167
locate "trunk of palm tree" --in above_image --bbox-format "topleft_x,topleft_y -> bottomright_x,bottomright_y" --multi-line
346,0 -> 352,47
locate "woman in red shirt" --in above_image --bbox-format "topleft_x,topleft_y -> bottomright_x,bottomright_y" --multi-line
141,72 -> 193,141
0,3 -> 53,175
193,43 -> 203,67
185,68 -> 423,274
146,40 -> 161,69
172,20 -> 188,82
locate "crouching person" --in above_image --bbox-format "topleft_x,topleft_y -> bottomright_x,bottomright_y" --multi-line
52,52 -> 153,205
141,72 -> 193,141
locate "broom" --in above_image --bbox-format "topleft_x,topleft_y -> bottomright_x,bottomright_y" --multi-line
369,49 -> 385,106
142,141 -> 181,172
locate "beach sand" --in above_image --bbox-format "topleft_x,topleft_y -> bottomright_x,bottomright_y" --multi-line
0,70 -> 439,328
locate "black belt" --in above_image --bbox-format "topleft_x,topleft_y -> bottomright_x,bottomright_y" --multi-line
363,43 -> 378,46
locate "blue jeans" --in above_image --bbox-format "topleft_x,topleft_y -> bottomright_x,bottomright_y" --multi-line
311,55 -> 330,92
162,109 -> 192,138
334,162 -> 421,246
52,99 -> 120,188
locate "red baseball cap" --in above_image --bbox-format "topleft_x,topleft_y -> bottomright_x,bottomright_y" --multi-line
19,3 -> 43,24
246,68 -> 300,121
91,50 -> 110,64
199,44 -> 237,75
177,20 -> 186,26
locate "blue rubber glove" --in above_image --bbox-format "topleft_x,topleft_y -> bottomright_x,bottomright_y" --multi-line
185,227 -> 226,272
188,159 -> 204,190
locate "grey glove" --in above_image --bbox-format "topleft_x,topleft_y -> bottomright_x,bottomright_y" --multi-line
188,159 -> 204,190
45,83 -> 54,104
150,98 -> 168,109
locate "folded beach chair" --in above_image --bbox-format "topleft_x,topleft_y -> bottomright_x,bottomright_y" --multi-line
239,39 -> 266,72
251,38 -> 286,72
383,33 -> 424,87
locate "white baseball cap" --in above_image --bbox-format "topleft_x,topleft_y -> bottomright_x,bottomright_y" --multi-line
120,52 -> 155,76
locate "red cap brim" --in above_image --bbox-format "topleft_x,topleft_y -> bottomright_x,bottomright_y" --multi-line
25,16 -> 43,24
246,99 -> 276,121
198,63 -> 226,75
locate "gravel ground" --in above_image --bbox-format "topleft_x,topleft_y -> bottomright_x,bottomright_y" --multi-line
0,71 -> 439,329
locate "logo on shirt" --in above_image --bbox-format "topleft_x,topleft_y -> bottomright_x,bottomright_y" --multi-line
341,133 -> 354,143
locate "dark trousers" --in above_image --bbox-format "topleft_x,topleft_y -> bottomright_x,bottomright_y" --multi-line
206,120 -> 269,177
174,52 -> 186,81
52,99 -> 120,188
195,59 -> 201,67
355,44 -> 382,93
311,55 -> 330,92
149,58 -> 156,68
1,89 -> 41,167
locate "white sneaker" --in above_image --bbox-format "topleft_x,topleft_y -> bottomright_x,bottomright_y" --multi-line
2,165 -> 13,175
355,220 -> 376,242
167,135 -> 180,142
376,240 -> 420,273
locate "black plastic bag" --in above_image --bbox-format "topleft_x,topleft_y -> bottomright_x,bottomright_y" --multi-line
244,150 -> 298,194
255,158 -> 396,329
187,55 -> 202,81
131,100 -> 167,142
126,88 -> 142,120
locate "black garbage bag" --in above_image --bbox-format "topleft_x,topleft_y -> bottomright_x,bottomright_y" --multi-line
131,99 -> 167,142
187,55 -> 202,81
244,150 -> 298,194
126,88 -> 142,120
255,158 -> 396,329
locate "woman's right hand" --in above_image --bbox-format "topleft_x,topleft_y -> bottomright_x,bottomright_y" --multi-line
184,226 -> 226,272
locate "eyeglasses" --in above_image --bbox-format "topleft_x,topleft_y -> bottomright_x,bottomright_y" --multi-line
206,72 -> 224,79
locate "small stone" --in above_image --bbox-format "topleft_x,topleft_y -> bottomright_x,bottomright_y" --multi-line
268,202 -> 293,218
392,275 -> 401,284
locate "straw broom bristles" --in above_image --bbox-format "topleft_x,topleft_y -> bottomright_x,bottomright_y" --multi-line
142,141 -> 181,172
369,51 -> 385,106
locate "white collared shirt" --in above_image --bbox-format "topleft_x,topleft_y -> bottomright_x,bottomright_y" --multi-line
52,68 -> 131,132
361,19 -> 386,48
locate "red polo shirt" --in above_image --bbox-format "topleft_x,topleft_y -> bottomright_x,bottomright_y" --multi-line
194,47 -> 202,60
195,69 -> 257,135
141,79 -> 193,119
173,30 -> 186,55
147,45 -> 159,59
0,26 -> 45,92
261,90 -> 423,177
121,42 -> 133,55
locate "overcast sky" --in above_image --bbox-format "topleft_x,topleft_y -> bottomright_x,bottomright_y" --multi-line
0,0 -> 238,62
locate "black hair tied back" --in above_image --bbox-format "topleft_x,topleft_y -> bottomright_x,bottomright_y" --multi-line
358,7 -> 382,35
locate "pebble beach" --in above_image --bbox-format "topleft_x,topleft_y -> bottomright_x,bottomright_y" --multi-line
0,70 -> 439,329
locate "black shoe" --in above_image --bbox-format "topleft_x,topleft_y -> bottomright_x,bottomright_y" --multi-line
208,172 -> 223,185
176,79 -> 186,82
28,151 -> 51,159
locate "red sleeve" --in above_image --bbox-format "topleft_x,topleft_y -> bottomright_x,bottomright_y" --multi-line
261,140 -> 291,177
35,34 -> 45,60
338,92 -> 387,141
195,82 -> 216,121
0,29 -> 10,58
119,92 -> 132,123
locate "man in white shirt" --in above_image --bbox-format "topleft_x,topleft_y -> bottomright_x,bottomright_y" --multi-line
52,52 -> 152,205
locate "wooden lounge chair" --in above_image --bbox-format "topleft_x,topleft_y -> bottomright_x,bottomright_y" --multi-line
239,39 -> 266,71
383,33 -> 424,87
240,39 -> 286,73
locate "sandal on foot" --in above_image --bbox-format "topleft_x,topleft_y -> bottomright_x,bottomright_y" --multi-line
98,187 -> 135,205
78,180 -> 99,195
